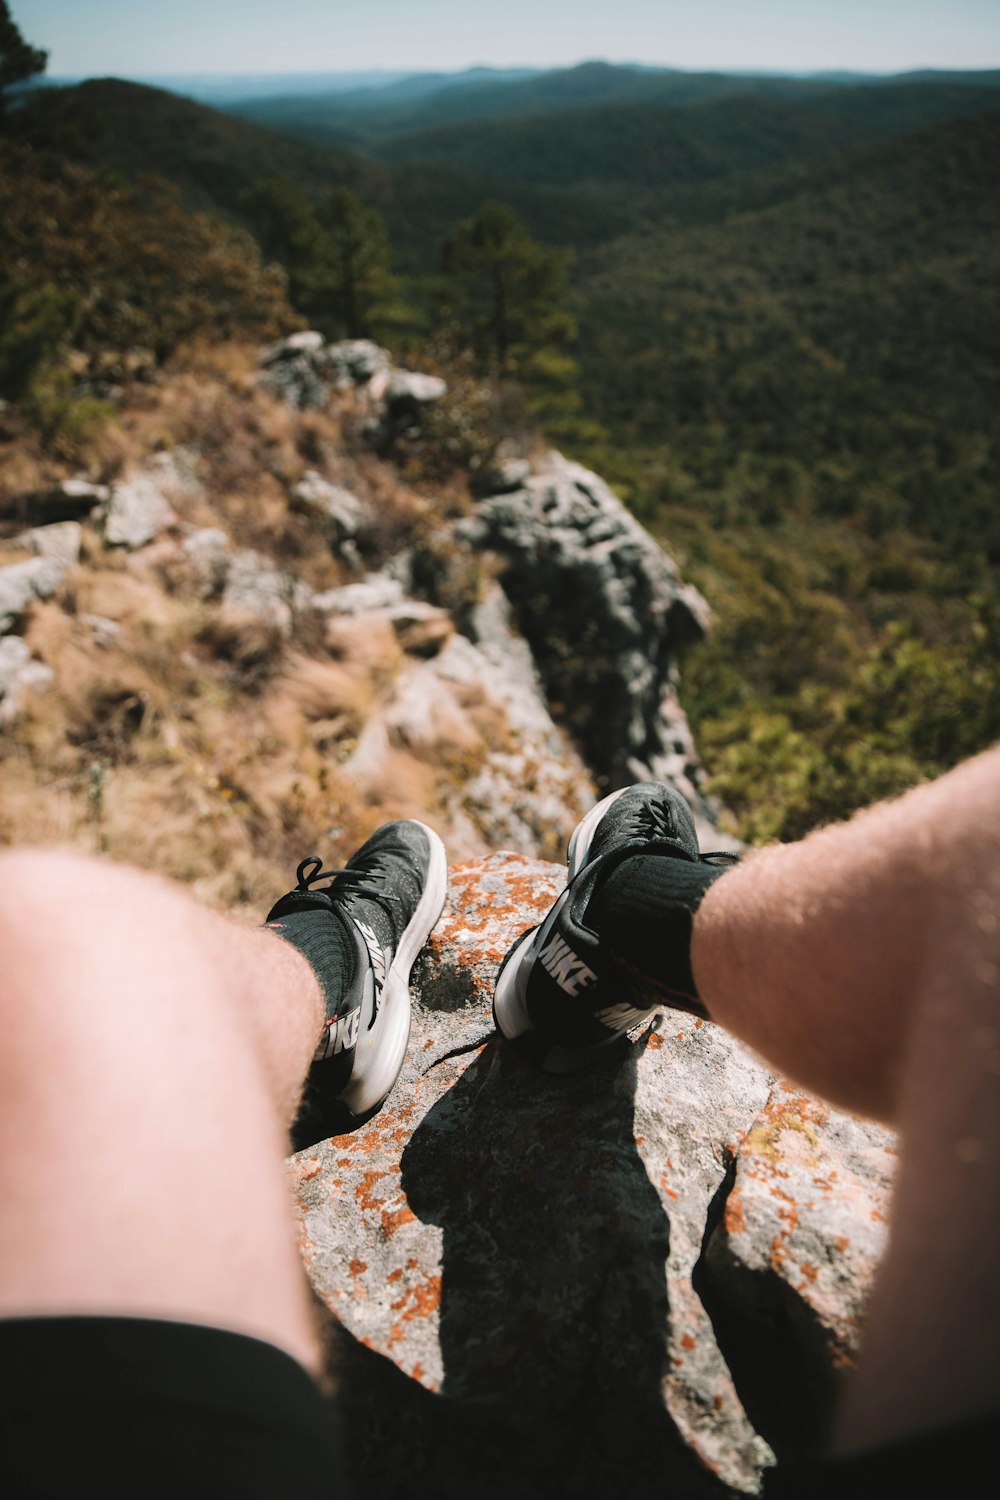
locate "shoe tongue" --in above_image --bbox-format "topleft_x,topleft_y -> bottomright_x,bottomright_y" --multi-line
268,888 -> 337,918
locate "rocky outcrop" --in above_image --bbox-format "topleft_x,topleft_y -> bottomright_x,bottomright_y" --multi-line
292,856 -> 896,1499
256,339 -> 727,830
259,334 -> 447,439
460,452 -> 716,823
327,579 -> 595,859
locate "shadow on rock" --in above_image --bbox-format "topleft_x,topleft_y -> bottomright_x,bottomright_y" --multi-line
393,1035 -> 732,1499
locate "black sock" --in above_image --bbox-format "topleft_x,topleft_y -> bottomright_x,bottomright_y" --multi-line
586,852 -> 731,1017
265,904 -> 357,1027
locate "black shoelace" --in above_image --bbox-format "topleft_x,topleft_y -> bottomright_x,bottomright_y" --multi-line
295,853 -> 402,914
631,802 -> 740,866
295,854 -> 402,1026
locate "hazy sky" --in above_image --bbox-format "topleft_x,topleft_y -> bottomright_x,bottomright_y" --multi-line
12,0 -> 1000,77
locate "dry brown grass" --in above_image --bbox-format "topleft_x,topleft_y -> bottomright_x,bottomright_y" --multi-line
0,340 -> 545,910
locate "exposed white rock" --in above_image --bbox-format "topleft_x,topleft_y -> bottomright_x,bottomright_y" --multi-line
146,447 -> 203,498
318,338 -> 392,388
0,556 -> 67,634
0,636 -> 54,722
104,476 -> 177,550
15,521 -> 82,567
293,472 -> 367,563
181,527 -> 230,600
386,369 -> 448,406
221,550 -> 299,633
311,573 -> 407,617
59,477 -> 111,506
700,1080 -> 897,1460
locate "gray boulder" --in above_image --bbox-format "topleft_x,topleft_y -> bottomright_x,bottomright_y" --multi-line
386,369 -> 448,408
311,573 -> 407,617
0,556 -> 67,634
318,339 -> 392,389
257,336 -> 446,429
259,335 -> 391,410
459,452 -> 714,812
293,854 -> 895,1498
0,636 -> 54,722
293,471 -> 368,564
104,476 -> 177,550
181,527 -> 230,601
16,520 -> 82,567
293,472 -> 365,531
221,550 -> 307,633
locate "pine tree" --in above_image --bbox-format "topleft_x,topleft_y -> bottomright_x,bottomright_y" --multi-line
313,187 -> 399,339
0,2 -> 47,117
441,201 -> 574,374
243,180 -> 403,341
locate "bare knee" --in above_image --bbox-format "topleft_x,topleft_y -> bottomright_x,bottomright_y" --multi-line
0,849 -> 224,1070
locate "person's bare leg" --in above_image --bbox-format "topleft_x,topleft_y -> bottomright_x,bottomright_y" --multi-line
691,744 -> 1000,1452
0,849 -> 325,1374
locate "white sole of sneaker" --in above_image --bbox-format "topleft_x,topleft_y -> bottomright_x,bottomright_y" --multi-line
339,823 -> 448,1116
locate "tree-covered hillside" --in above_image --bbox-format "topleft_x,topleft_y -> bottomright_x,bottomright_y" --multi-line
374,81 -> 1000,191
564,108 -> 1000,837
8,77 -> 386,219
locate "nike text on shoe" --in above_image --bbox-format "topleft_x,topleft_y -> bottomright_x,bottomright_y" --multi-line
265,820 -> 447,1148
492,783 -> 738,1073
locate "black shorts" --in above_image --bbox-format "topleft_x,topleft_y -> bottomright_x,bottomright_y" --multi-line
2,1314 -> 995,1497
0,1316 -> 348,1499
762,1409 -> 999,1497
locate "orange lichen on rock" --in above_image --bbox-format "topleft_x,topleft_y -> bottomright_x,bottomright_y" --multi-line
355,1167 -> 392,1211
389,1272 -> 442,1323
381,1202 -> 417,1238
724,1187 -> 746,1235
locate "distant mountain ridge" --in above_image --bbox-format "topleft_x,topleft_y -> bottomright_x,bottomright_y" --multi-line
222,58 -> 1000,147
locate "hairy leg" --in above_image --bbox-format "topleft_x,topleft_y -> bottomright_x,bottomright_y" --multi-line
692,745 -> 1000,1451
0,849 -> 325,1373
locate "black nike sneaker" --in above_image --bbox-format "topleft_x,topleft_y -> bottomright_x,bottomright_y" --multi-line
492,783 -> 738,1073
265,820 -> 447,1148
